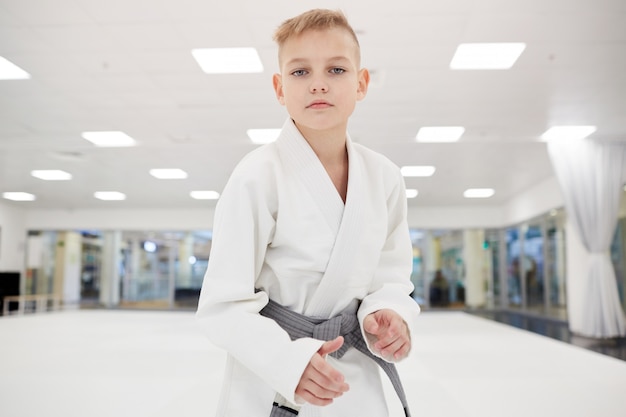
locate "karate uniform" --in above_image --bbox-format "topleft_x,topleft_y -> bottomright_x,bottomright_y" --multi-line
196,118 -> 420,417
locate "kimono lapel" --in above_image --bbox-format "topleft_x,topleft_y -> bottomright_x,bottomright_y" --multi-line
275,119 -> 367,317
304,137 -> 365,317
276,119 -> 345,234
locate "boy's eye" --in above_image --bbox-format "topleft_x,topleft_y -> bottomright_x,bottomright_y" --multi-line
330,67 -> 346,74
291,69 -> 308,77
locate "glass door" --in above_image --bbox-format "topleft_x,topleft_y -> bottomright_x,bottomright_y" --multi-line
119,230 -> 213,309
484,229 -> 503,309
80,233 -> 102,303
409,229 -> 427,305
610,217 -> 626,311
174,230 -> 212,309
506,227 -> 522,307
121,232 -> 177,308
546,210 -> 567,318
523,223 -> 545,310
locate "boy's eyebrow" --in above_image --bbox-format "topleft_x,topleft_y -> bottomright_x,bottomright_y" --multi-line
284,55 -> 352,67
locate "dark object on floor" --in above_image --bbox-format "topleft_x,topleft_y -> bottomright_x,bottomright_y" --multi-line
467,309 -> 626,362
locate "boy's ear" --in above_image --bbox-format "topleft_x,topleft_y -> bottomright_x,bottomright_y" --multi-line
272,73 -> 285,105
357,68 -> 370,101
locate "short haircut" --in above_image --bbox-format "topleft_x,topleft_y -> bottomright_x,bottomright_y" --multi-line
273,9 -> 361,65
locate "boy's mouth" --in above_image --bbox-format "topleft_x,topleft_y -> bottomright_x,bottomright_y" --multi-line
307,100 -> 332,109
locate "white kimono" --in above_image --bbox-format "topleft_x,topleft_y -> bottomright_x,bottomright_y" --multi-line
196,118 -> 420,417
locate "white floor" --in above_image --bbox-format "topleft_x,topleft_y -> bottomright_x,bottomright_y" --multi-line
1,310 -> 625,417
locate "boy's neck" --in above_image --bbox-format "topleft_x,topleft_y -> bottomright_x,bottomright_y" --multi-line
294,121 -> 348,164
293,120 -> 349,203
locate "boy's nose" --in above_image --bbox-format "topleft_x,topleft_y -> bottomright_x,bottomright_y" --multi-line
309,79 -> 328,93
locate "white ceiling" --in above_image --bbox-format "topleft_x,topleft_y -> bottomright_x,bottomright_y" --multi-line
0,0 -> 625,210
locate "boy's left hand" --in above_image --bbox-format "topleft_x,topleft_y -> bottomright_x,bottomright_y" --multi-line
363,309 -> 410,361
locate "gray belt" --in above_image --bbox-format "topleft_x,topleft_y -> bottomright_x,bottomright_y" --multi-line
259,297 -> 411,417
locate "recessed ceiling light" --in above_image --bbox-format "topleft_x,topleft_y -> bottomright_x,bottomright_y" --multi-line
82,131 -> 136,147
31,170 -> 72,181
540,126 -> 597,141
416,126 -> 465,143
94,191 -> 126,201
190,190 -> 220,200
149,169 -> 188,179
406,189 -> 419,198
2,192 -> 36,201
400,166 -> 436,177
0,56 -> 31,80
247,128 -> 281,144
450,43 -> 526,70
463,188 -> 495,198
191,47 -> 264,74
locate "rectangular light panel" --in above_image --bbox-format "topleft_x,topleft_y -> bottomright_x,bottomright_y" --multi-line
190,190 -> 220,200
0,56 -> 31,80
540,126 -> 597,141
247,128 -> 281,144
31,170 -> 72,181
94,191 -> 126,201
192,47 -> 264,74
406,189 -> 419,198
416,126 -> 465,143
401,166 -> 436,177
82,131 -> 136,147
2,192 -> 36,201
149,169 -> 188,179
450,43 -> 526,70
463,188 -> 495,198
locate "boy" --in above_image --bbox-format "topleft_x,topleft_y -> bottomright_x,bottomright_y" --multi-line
196,9 -> 420,417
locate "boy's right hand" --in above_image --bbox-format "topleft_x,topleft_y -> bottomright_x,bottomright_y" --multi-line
295,336 -> 350,406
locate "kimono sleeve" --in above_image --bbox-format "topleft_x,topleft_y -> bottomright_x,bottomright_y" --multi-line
195,153 -> 323,404
358,168 -> 420,357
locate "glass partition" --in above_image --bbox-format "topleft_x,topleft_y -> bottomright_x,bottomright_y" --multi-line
611,217 -> 626,309
506,227 -> 522,307
120,231 -> 211,309
484,229 -> 503,308
546,209 -> 567,317
27,205 -> 620,321
523,223 -> 545,310
409,229 -> 425,305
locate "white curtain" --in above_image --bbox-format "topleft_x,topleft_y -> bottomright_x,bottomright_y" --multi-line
547,138 -> 626,338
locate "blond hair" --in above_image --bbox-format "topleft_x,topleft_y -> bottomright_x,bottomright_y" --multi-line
273,9 -> 361,64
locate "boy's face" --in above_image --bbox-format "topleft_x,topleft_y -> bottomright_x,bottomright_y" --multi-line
273,28 -> 369,135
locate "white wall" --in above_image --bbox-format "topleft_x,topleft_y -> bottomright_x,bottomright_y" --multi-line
20,174 -> 566,232
502,176 -> 564,225
407,175 -> 564,229
0,201 -> 27,274
24,208 -> 216,231
407,205 -> 504,229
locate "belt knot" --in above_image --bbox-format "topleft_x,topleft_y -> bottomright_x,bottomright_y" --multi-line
311,312 -> 359,359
